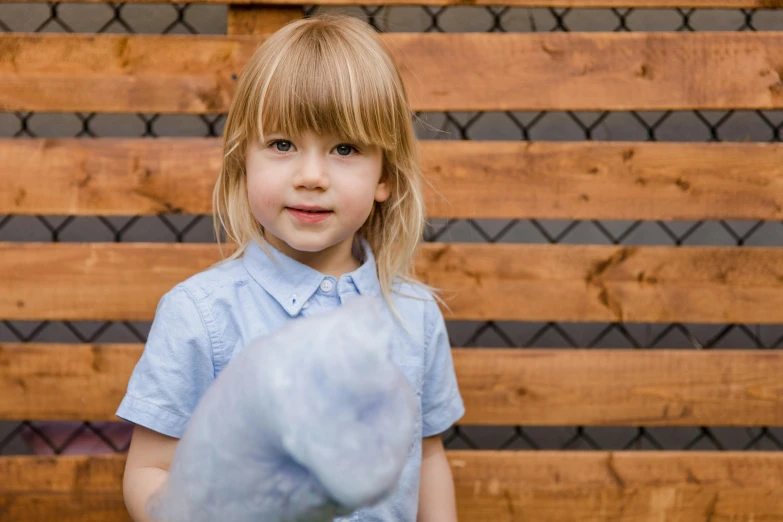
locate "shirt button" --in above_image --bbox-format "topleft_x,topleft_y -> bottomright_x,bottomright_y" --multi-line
320,280 -> 334,292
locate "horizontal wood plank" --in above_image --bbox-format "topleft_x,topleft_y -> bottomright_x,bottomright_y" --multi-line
1,33 -> 782,112
0,344 -> 141,421
3,242 -> 783,323
3,139 -> 783,220
3,345 -> 783,426
419,243 -> 783,323
1,0 -> 781,9
227,5 -> 303,35
456,349 -> 783,426
2,452 -> 783,521
449,451 -> 783,521
0,139 -> 221,216
0,454 -> 130,522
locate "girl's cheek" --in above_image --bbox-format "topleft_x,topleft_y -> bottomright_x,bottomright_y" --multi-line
342,191 -> 377,217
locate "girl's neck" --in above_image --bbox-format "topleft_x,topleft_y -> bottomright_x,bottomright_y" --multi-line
263,232 -> 362,279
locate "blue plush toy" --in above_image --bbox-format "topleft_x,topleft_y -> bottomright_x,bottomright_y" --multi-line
146,297 -> 418,522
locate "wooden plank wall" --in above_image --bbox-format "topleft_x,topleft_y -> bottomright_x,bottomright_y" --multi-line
0,2 -> 782,521
3,0 -> 783,10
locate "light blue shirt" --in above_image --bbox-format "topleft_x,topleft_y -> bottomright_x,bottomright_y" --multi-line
116,238 -> 465,521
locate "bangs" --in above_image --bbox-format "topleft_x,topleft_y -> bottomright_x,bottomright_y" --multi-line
252,23 -> 403,150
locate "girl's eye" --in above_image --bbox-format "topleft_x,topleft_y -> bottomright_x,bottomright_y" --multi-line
272,140 -> 292,152
334,144 -> 356,156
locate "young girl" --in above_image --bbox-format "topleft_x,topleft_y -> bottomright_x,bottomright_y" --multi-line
117,14 -> 465,522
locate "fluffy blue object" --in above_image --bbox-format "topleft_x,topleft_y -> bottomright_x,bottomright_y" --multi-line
147,297 -> 418,522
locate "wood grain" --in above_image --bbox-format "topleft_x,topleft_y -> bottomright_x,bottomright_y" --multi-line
3,139 -> 783,220
1,33 -> 782,112
0,344 -> 141,421
0,139 -> 220,215
418,243 -> 783,324
227,5 -> 302,35
3,242 -> 783,323
454,349 -> 783,427
449,451 -> 783,521
0,455 -> 130,522
2,452 -> 783,521
3,344 -> 783,426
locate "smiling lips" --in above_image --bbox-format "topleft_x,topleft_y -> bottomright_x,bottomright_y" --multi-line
286,206 -> 333,224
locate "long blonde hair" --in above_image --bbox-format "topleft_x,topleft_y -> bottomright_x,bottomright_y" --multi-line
212,14 -> 431,314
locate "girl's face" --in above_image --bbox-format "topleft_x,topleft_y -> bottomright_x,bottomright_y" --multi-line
246,131 -> 390,271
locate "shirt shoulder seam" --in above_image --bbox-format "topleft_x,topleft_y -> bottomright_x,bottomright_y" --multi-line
176,284 -> 222,375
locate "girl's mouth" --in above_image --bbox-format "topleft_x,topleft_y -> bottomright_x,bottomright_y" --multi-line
286,207 -> 333,224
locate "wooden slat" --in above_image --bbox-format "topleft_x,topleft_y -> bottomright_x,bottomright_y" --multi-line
3,345 -> 783,426
1,0 -> 781,9
227,5 -> 302,35
1,32 -> 782,113
449,451 -> 783,521
0,139 -> 220,215
0,454 -> 130,522
419,243 -> 783,324
3,242 -> 783,323
3,139 -> 783,220
455,349 -> 783,426
0,344 -> 140,421
2,452 -> 783,522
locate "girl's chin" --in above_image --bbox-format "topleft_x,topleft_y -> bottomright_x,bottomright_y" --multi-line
271,235 -> 339,254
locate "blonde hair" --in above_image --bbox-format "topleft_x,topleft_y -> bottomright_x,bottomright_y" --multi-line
212,14 -> 432,316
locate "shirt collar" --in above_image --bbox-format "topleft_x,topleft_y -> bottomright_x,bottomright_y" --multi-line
243,237 -> 381,317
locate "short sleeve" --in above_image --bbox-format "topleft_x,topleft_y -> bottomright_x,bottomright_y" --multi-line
115,286 -> 215,439
421,301 -> 465,437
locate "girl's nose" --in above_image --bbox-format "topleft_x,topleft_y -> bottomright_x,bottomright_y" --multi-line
293,154 -> 330,190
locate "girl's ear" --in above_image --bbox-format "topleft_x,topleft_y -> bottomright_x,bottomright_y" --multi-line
374,170 -> 392,203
